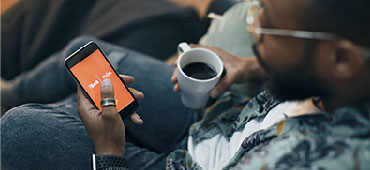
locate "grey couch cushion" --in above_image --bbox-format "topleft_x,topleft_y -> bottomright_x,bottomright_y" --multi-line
200,2 -> 254,57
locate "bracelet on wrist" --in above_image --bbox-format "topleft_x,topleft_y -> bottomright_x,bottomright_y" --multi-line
92,154 -> 129,170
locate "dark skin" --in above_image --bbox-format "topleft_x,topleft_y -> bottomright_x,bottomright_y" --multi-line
77,75 -> 144,156
255,0 -> 370,111
78,0 -> 370,160
171,45 -> 266,98
313,40 -> 370,111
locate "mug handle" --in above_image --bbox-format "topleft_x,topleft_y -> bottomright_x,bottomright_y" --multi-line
178,42 -> 191,54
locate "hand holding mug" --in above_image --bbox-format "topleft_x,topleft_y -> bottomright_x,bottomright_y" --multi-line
170,43 -> 223,109
171,44 -> 266,100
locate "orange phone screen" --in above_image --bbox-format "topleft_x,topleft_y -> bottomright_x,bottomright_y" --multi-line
70,49 -> 134,110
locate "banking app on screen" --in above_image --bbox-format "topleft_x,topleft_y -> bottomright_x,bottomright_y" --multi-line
70,49 -> 134,110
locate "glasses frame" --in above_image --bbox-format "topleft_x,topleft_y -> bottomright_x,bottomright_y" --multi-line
245,0 -> 370,61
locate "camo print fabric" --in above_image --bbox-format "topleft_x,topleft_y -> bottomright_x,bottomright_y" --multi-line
166,91 -> 370,170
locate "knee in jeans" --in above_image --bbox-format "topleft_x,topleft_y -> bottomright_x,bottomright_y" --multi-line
1,105 -> 53,168
1,104 -> 51,126
1,106 -> 35,148
3,105 -> 33,122
63,36 -> 99,58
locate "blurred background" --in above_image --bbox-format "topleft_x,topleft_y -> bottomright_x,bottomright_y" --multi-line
0,0 -> 241,113
1,0 -> 19,14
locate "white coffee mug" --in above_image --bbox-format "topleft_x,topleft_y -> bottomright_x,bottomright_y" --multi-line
177,42 -> 224,109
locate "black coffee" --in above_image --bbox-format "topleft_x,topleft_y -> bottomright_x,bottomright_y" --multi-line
183,62 -> 217,80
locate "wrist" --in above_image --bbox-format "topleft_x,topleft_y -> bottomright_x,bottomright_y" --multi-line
95,145 -> 124,157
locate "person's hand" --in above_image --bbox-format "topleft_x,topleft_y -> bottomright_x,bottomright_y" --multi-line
171,45 -> 266,98
77,75 -> 144,157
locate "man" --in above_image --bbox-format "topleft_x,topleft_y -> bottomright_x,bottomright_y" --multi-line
1,0 -> 369,170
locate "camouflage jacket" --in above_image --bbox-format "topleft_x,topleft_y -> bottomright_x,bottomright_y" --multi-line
166,91 -> 370,170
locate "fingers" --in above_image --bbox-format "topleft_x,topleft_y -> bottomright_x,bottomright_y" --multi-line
171,65 -> 178,83
101,79 -> 118,117
77,86 -> 101,126
100,78 -> 143,125
173,83 -> 180,92
101,79 -> 115,99
130,112 -> 143,125
210,76 -> 234,99
77,87 -> 96,112
128,88 -> 144,99
126,88 -> 143,125
189,44 -> 202,48
117,75 -> 144,99
171,63 -> 181,92
77,86 -> 90,106
119,75 -> 135,84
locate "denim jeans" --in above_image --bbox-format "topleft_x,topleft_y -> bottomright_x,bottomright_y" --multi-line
1,36 -> 194,170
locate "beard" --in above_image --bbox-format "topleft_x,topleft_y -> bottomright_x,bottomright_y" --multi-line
253,44 -> 330,102
263,66 -> 329,102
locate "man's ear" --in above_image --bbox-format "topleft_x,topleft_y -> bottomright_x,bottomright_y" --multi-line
331,42 -> 365,79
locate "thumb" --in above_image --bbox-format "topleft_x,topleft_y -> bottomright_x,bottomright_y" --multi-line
100,79 -> 118,117
210,76 -> 233,99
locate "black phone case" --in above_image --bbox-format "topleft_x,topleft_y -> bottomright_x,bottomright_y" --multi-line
64,41 -> 139,120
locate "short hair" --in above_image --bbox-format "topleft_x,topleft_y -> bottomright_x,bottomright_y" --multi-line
308,0 -> 370,47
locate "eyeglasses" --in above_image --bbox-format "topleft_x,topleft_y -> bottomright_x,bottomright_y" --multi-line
245,0 -> 370,61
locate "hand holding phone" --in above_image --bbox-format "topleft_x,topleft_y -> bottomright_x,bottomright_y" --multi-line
65,41 -> 140,120
77,75 -> 143,157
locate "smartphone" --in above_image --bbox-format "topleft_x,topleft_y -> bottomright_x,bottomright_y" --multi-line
65,41 -> 139,120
